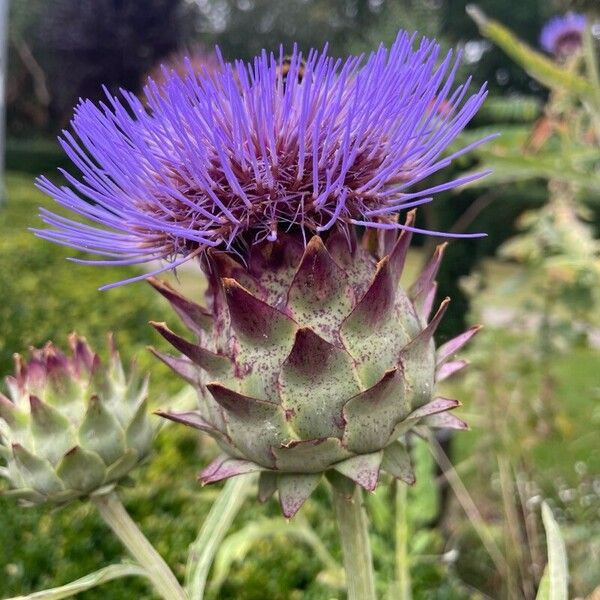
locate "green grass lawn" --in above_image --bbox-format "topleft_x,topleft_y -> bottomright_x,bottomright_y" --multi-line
1,170 -> 599,598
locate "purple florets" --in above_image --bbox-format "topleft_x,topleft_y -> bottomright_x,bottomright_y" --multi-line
34,32 -> 493,288
540,13 -> 587,58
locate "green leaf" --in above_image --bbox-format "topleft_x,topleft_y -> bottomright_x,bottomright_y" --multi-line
467,5 -> 594,100
186,474 -> 254,599
536,502 -> 569,600
459,151 -> 600,191
536,568 -> 550,600
209,516 -> 343,596
5,563 -> 148,600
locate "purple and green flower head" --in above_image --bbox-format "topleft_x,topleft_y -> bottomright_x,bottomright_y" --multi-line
34,32 -> 494,288
540,12 -> 587,58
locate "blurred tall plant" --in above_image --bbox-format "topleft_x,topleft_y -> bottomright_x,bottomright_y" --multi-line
466,4 -> 600,374
443,7 -> 600,598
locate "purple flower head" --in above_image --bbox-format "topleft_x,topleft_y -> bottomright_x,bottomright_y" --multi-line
34,32 -> 493,289
540,12 -> 587,58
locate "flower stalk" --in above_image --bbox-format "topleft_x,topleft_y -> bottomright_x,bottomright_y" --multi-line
185,474 -> 254,599
332,484 -> 376,600
394,480 -> 412,600
92,490 -> 187,600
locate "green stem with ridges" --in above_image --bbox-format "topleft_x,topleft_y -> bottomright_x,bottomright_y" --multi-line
332,484 -> 377,600
185,473 -> 254,599
394,480 -> 412,600
92,491 -> 187,600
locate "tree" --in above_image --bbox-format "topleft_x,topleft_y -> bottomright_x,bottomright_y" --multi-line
34,0 -> 200,128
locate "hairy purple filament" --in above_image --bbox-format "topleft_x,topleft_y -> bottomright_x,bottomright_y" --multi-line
34,32 -> 494,288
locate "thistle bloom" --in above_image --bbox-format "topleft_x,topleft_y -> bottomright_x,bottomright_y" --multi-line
540,13 -> 587,58
34,32 -> 492,289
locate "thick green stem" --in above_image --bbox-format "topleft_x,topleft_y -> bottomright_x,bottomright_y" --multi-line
332,484 -> 377,600
185,474 -> 254,599
92,491 -> 187,600
394,480 -> 412,600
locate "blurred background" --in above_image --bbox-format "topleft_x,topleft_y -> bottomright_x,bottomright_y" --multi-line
1,0 -> 599,598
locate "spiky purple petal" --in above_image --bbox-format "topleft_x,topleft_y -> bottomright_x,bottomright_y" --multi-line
34,33 -> 490,287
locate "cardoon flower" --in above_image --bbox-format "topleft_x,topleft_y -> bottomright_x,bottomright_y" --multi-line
34,32 -> 491,289
34,32 -> 489,519
540,13 -> 587,59
0,335 -> 154,505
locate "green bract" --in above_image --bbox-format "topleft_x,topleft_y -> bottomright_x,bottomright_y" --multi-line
0,334 -> 154,505
153,213 -> 478,517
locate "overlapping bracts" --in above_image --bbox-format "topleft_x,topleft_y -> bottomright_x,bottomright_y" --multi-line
152,215 -> 479,517
0,335 -> 154,505
34,32 -> 492,289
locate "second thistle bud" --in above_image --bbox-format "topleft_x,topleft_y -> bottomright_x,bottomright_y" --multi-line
0,334 -> 154,505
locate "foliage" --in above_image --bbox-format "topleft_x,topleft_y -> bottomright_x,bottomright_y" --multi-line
441,0 -> 559,94
536,502 -> 568,600
3,4 -> 600,597
8,0 -> 199,133
435,10 -> 600,597
0,174 -> 475,599
0,173 -> 174,380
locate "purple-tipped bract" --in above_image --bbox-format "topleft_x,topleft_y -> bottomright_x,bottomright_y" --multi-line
34,32 -> 492,288
540,12 -> 587,58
